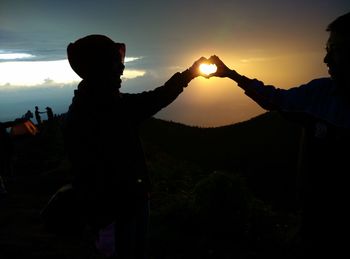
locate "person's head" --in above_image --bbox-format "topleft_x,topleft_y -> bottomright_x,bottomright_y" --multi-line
324,12 -> 350,87
67,35 -> 126,82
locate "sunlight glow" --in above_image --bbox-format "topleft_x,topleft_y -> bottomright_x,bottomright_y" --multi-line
122,70 -> 145,79
0,50 -> 35,61
0,53 -> 35,60
0,57 -> 146,88
199,63 -> 217,75
124,57 -> 142,62
0,60 -> 80,86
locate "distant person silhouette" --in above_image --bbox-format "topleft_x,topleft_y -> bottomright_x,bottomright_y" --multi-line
23,110 -> 34,120
34,106 -> 43,126
46,106 -> 54,121
209,12 -> 350,258
0,121 -> 15,194
64,34 -> 205,258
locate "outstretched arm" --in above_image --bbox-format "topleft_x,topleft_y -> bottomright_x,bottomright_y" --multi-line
209,55 -> 254,89
208,55 -> 318,113
122,57 -> 208,121
208,55 -> 283,110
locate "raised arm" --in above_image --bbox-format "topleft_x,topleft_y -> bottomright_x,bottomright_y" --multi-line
122,57 -> 208,121
208,55 -> 314,112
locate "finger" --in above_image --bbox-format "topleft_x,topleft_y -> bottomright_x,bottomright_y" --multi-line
208,55 -> 219,63
195,56 -> 208,64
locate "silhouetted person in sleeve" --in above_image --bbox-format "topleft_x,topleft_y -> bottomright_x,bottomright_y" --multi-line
34,106 -> 43,126
209,11 -> 350,258
64,34 -> 205,259
46,106 -> 54,121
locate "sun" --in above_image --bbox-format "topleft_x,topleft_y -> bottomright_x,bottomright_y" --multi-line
199,63 -> 217,75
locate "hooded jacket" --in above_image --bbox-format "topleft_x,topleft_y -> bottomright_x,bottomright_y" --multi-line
64,72 -> 190,226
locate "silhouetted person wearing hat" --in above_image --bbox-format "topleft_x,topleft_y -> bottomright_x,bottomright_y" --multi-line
64,34 -> 205,258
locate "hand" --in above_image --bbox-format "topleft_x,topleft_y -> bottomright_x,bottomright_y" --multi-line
209,55 -> 249,85
208,55 -> 232,78
186,56 -> 209,79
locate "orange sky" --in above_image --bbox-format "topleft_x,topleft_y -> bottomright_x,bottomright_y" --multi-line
149,44 -> 329,127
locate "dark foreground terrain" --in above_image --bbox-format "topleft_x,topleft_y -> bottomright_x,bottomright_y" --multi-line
1,113 -> 303,258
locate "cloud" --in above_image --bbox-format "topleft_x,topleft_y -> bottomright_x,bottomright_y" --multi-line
0,59 -> 79,87
122,69 -> 146,80
240,57 -> 270,63
0,51 -> 36,60
125,57 -> 142,62
0,57 -> 146,89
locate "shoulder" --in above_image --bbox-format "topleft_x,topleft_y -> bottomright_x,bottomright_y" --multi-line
291,78 -> 334,96
303,77 -> 333,89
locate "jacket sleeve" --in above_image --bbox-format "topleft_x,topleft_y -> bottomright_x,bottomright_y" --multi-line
121,71 -> 192,122
237,76 -> 317,112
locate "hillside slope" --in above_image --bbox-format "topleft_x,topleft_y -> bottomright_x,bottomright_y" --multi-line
141,111 -> 303,209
